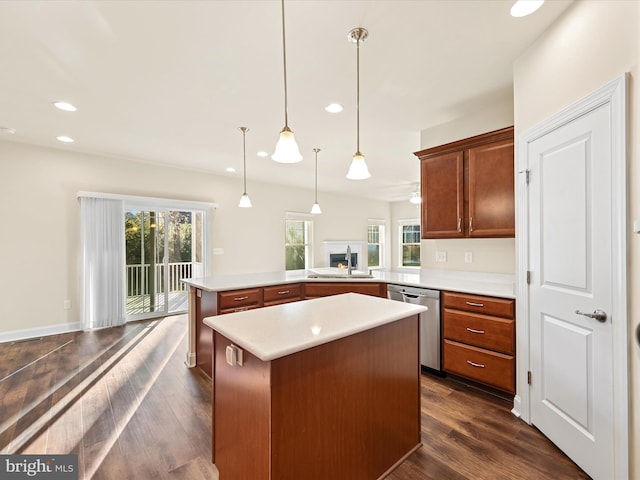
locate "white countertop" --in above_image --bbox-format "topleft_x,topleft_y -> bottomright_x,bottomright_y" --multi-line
183,268 -> 515,299
203,293 -> 428,361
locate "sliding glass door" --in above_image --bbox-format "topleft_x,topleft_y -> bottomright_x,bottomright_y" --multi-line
125,207 -> 204,320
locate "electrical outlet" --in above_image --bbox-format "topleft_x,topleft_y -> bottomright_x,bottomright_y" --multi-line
213,247 -> 224,255
464,251 -> 473,263
435,251 -> 447,263
63,300 -> 71,310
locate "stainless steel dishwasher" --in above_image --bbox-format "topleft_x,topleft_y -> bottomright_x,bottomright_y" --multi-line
387,284 -> 441,373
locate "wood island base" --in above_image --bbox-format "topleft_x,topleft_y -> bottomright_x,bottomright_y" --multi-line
212,314 -> 421,479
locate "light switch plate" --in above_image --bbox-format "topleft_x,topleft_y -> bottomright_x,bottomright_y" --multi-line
435,251 -> 447,263
464,251 -> 473,263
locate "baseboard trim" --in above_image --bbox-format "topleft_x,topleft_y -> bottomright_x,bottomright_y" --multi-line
185,351 -> 196,368
511,394 -> 522,419
0,322 -> 82,344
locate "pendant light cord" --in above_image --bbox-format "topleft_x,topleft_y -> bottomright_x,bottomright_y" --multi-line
356,34 -> 361,154
313,148 -> 320,202
240,127 -> 248,194
281,0 -> 289,127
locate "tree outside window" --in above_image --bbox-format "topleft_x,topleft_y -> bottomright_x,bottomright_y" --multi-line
400,223 -> 421,267
285,217 -> 312,270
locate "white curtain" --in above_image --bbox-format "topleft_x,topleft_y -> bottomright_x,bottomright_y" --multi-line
80,196 -> 125,329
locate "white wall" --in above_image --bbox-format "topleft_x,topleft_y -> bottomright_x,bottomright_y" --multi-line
0,140 -> 389,338
416,92 -> 516,274
513,1 -> 639,477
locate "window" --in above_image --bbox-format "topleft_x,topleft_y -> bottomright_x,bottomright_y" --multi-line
399,221 -> 421,267
285,214 -> 313,270
367,222 -> 385,268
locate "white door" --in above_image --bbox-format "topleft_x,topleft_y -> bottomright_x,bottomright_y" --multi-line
527,102 -> 615,478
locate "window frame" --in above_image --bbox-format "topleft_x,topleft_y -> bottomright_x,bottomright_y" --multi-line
398,218 -> 421,269
285,212 -> 314,271
367,220 -> 386,269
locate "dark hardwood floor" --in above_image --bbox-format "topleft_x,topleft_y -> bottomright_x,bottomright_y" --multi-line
0,315 -> 589,479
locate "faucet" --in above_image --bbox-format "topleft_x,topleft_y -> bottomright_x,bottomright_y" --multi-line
346,245 -> 352,276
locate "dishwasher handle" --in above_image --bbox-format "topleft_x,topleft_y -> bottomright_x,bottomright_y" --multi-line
402,292 -> 434,300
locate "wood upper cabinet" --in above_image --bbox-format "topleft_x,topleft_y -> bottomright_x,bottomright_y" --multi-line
420,151 -> 464,238
415,127 -> 515,239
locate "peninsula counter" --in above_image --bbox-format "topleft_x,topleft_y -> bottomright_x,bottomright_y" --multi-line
203,293 -> 427,479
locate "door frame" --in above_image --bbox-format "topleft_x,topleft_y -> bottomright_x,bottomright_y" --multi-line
514,74 -> 629,477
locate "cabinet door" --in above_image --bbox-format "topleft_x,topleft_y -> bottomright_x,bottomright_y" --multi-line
467,139 -> 515,237
420,151 -> 464,238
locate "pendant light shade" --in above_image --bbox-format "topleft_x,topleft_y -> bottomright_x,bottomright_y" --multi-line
346,27 -> 371,180
273,126 -> 302,163
238,127 -> 252,208
346,152 -> 370,180
272,0 -> 302,164
310,148 -> 322,214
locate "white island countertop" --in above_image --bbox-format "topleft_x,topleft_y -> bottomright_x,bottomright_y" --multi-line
184,268 -> 515,299
203,293 -> 427,361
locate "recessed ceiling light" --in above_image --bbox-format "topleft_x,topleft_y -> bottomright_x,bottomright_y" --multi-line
0,126 -> 16,134
53,101 -> 77,112
325,103 -> 343,113
56,135 -> 74,143
510,0 -> 544,17
257,151 -> 269,158
226,167 -> 236,173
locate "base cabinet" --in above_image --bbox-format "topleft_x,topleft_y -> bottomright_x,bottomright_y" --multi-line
442,291 -> 516,394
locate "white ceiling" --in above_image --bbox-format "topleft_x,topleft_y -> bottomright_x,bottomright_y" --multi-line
0,0 -> 573,202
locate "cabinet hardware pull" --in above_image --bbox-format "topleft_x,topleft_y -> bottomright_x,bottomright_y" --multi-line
465,301 -> 484,307
466,327 -> 485,334
233,296 -> 249,301
277,290 -> 290,295
467,360 -> 485,368
235,307 -> 248,312
457,217 -> 462,232
469,217 -> 473,232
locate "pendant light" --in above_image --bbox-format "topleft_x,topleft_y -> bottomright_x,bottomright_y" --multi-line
310,148 -> 322,214
238,127 -> 252,208
346,27 -> 371,180
272,0 -> 302,163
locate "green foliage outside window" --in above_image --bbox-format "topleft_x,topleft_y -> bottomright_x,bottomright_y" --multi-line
285,219 -> 307,270
368,224 -> 381,267
401,224 -> 420,267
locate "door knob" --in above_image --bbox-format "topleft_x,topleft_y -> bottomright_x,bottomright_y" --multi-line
575,309 -> 607,323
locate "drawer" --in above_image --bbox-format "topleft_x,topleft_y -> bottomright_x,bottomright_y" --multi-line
442,291 -> 514,318
443,340 -> 515,394
304,282 -> 385,298
263,283 -> 302,303
219,304 -> 261,315
218,288 -> 262,310
443,309 -> 514,354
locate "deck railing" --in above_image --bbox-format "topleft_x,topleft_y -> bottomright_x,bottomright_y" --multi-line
126,262 -> 192,296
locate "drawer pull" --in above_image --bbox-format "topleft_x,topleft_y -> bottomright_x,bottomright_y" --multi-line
277,290 -> 290,295
233,296 -> 249,301
466,327 -> 485,334
466,360 -> 485,368
235,307 -> 249,312
465,301 -> 484,308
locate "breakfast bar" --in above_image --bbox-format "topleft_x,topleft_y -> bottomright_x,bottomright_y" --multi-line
203,293 -> 427,479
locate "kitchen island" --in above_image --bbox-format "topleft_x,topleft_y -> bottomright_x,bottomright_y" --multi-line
204,293 -> 427,479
